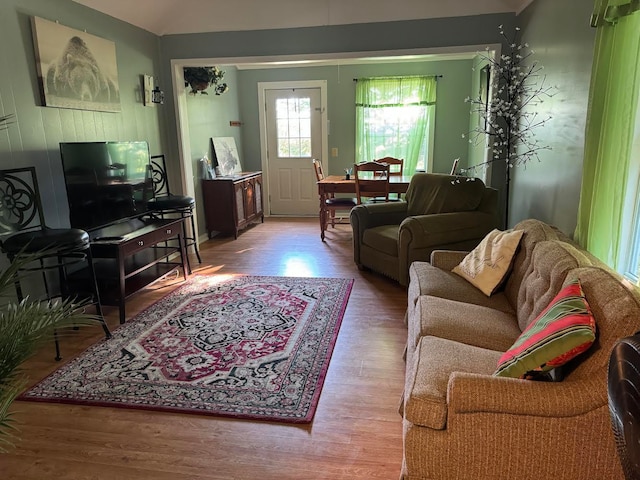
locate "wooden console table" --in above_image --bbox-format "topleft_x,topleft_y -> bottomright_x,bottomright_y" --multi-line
202,172 -> 264,239
87,217 -> 189,324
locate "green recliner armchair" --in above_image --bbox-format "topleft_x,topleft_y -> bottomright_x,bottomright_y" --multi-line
349,173 -> 499,286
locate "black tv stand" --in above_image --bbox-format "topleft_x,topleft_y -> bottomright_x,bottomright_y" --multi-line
93,235 -> 125,242
85,217 -> 189,324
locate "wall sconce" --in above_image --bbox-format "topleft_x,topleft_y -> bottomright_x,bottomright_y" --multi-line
151,85 -> 164,104
143,74 -> 163,106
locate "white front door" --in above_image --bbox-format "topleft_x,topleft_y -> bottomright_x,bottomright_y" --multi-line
264,87 -> 323,215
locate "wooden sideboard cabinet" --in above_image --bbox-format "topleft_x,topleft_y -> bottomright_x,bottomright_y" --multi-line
202,171 -> 264,239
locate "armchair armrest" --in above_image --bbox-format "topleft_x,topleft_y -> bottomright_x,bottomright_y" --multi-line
350,202 -> 409,265
350,202 -> 409,231
447,371 -> 606,418
396,211 -> 495,285
399,211 -> 496,250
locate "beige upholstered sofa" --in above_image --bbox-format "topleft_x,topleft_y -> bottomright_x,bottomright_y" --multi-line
349,173 -> 498,286
402,219 -> 640,479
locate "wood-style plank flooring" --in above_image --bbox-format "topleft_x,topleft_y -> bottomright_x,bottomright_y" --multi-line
1,218 -> 408,479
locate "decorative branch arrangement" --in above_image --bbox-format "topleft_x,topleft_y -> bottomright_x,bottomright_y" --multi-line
461,25 -> 556,178
183,66 -> 229,96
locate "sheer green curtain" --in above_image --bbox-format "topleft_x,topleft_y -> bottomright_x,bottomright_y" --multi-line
574,0 -> 640,270
355,76 -> 437,175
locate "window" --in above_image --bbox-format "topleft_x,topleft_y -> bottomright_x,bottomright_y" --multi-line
275,97 -> 312,158
355,76 -> 437,174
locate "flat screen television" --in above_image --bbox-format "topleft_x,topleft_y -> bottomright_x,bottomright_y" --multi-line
60,141 -> 154,231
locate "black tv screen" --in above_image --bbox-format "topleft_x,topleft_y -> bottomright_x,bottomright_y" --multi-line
60,141 -> 153,231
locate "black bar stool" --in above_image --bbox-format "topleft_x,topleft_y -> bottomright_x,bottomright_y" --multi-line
147,154 -> 201,273
0,167 -> 111,360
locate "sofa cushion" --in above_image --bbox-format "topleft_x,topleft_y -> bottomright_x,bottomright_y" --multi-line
452,228 -> 524,296
503,219 -> 573,310
362,224 -> 400,257
404,336 -> 501,429
408,262 -> 515,320
409,296 -> 521,355
495,280 -> 596,379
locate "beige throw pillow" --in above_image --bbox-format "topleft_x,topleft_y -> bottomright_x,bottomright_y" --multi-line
452,229 -> 524,296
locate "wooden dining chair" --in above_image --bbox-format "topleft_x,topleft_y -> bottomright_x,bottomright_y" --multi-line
313,159 -> 357,240
375,156 -> 404,177
354,161 -> 390,204
374,157 -> 404,200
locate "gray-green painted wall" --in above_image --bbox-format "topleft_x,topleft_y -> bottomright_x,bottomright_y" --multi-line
185,66 -> 241,233
0,0 -> 166,229
509,0 -> 596,234
234,59 -> 473,176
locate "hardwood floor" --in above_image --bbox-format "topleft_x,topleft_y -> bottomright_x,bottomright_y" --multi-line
1,218 -> 408,479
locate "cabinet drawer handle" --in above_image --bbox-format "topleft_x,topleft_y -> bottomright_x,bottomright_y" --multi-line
166,229 -> 172,234
138,240 -> 144,246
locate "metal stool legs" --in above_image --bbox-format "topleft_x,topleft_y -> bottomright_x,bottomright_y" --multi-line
12,248 -> 111,361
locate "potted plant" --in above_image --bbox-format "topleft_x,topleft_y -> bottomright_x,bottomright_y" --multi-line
183,66 -> 229,95
0,249 -> 103,452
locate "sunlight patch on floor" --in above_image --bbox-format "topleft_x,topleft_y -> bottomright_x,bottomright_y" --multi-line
281,254 -> 316,277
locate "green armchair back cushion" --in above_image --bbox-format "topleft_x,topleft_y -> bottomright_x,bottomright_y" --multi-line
406,174 -> 486,215
350,173 -> 499,286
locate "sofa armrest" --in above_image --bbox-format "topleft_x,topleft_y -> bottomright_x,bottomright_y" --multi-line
447,371 -> 606,418
350,202 -> 409,265
430,250 -> 469,270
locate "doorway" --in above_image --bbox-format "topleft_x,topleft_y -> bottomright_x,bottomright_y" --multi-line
258,80 -> 328,216
172,49 -> 499,229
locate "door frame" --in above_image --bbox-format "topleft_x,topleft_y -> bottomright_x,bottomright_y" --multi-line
257,80 -> 328,217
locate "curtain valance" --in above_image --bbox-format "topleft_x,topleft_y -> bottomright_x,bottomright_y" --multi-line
355,76 -> 437,108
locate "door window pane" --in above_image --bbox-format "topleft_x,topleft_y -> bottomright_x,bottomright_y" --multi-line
276,97 -> 312,158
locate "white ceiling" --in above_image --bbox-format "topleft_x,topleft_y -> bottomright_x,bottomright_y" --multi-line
72,0 -> 535,36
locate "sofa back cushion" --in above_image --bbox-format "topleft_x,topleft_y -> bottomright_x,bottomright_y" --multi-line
496,280 -> 597,379
563,267 -> 640,380
515,241 -> 597,331
503,219 -> 571,309
405,174 -> 486,216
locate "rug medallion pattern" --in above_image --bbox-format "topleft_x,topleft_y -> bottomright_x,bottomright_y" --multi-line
21,275 -> 354,423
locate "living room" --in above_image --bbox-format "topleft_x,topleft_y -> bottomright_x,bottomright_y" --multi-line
1,0 -> 637,478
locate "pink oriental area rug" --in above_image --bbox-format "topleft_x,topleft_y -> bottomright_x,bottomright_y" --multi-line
21,275 -> 354,423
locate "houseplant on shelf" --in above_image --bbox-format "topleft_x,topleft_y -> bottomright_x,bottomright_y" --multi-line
183,66 -> 229,95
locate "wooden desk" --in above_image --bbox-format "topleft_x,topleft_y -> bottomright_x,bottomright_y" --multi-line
316,175 -> 412,239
